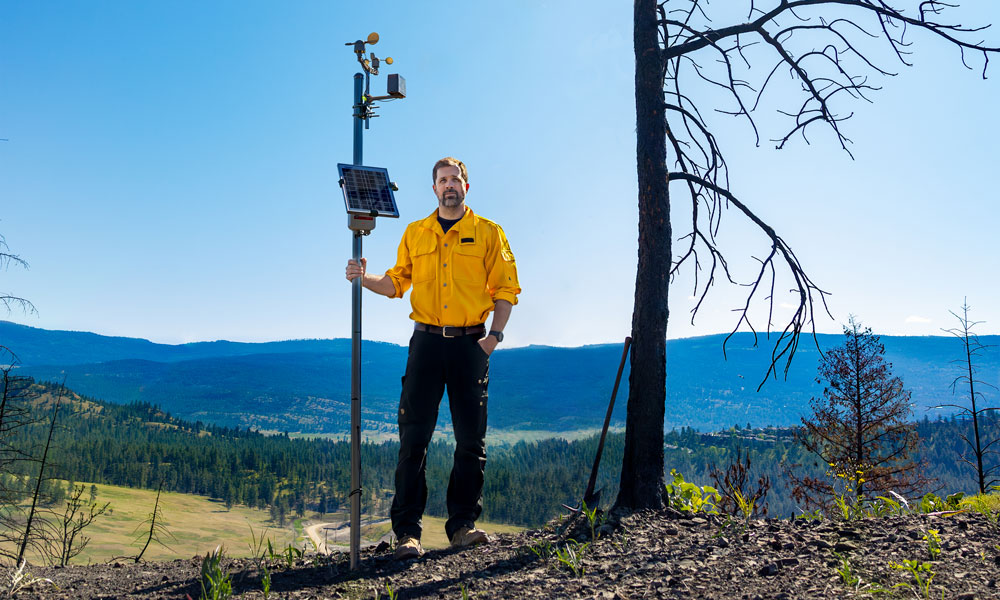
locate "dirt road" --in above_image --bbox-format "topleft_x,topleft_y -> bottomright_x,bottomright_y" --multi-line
305,518 -> 391,554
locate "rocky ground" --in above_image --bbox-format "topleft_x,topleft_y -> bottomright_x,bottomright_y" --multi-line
13,507 -> 1000,599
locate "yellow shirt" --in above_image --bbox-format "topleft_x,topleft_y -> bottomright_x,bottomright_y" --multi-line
385,207 -> 520,327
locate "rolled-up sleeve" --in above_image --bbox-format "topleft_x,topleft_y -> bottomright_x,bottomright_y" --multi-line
486,224 -> 520,305
384,230 -> 413,298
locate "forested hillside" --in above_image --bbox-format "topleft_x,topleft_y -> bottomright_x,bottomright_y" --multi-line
8,381 -> 997,528
5,321 -> 998,434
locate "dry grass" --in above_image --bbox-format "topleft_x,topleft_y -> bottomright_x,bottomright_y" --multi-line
6,481 -> 298,565
7,481 -> 527,565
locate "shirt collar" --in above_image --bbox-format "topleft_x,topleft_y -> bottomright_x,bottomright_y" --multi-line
420,206 -> 476,236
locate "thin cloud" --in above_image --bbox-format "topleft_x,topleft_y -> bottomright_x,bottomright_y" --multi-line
905,315 -> 932,324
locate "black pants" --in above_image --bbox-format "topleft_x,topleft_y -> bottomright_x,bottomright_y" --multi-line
389,329 -> 489,541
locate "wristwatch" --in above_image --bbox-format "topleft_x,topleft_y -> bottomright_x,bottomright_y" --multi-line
488,330 -> 504,343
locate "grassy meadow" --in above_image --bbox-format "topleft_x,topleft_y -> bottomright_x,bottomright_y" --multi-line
288,426 -> 624,445
8,481 -> 525,565
8,481 -> 298,565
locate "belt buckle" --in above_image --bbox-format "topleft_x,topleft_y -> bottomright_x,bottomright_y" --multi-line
442,326 -> 459,338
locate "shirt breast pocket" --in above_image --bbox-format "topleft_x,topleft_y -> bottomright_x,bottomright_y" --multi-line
410,240 -> 438,284
453,243 -> 487,284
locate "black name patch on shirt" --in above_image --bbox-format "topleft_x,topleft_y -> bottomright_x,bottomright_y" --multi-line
460,237 -> 475,244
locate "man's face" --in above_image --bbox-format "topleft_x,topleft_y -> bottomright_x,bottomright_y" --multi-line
433,165 -> 469,208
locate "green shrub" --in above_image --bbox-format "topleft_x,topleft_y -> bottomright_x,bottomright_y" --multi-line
665,469 -> 720,514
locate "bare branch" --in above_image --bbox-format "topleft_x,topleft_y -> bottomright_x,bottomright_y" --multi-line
668,171 -> 831,385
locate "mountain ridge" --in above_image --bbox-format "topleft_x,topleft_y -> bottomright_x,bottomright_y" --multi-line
3,321 -> 998,435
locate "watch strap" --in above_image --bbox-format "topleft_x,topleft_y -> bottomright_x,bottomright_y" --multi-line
488,330 -> 504,342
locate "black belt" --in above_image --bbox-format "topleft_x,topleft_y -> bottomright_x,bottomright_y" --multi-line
414,323 -> 486,338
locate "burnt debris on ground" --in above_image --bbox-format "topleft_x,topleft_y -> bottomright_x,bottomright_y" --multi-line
13,506 -> 1000,599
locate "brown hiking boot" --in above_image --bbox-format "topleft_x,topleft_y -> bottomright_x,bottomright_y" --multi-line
450,526 -> 490,548
393,535 -> 423,560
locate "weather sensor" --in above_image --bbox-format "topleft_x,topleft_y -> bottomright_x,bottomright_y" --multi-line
341,31 -> 407,572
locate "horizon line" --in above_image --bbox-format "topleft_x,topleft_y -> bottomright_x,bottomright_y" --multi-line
3,319 -> 997,351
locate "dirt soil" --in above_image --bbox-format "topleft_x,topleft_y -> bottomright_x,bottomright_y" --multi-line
14,506 -> 1000,599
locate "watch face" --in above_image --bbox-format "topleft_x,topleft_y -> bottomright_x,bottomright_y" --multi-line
490,331 -> 503,342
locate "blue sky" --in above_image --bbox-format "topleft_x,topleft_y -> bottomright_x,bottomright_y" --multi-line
2,1 -> 998,348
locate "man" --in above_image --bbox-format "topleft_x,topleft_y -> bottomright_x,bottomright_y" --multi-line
344,156 -> 520,560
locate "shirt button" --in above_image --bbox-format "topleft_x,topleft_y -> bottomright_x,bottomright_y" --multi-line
444,243 -> 448,247
443,263 -> 447,267
444,305 -> 448,309
443,283 -> 447,287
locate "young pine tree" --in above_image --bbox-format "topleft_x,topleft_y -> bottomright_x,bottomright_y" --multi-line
792,317 -> 929,512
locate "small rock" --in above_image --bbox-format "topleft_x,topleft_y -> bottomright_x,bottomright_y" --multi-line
780,558 -> 800,567
758,563 -> 779,577
834,541 -> 859,552
809,539 -> 833,549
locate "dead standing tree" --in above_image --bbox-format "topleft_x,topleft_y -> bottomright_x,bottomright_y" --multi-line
618,0 -> 999,511
936,300 -> 999,494
43,484 -> 110,566
0,363 -> 45,559
1,233 -> 36,320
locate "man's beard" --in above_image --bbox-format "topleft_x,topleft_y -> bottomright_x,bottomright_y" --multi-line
439,189 -> 464,207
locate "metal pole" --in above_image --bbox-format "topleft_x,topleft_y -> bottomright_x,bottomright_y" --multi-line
353,73 -> 364,165
349,71 -> 364,571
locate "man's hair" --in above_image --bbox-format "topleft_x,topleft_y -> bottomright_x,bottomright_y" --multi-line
432,157 -> 468,184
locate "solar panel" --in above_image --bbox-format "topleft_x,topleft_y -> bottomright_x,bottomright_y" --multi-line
337,164 -> 400,218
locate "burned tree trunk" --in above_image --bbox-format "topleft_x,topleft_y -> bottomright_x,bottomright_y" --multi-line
615,0 -> 669,511
613,0 -> 998,517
